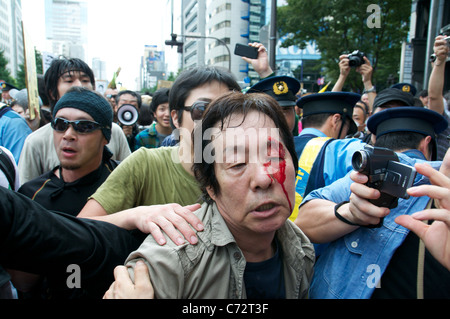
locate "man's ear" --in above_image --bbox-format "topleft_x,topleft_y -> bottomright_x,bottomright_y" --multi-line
206,186 -> 217,202
48,90 -> 57,102
418,135 -> 433,160
171,109 -> 180,129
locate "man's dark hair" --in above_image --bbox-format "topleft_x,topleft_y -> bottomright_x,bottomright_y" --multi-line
301,113 -> 333,128
150,88 -> 170,113
169,66 -> 241,126
355,100 -> 369,115
115,90 -> 142,109
37,75 -> 50,106
193,91 -> 298,204
44,58 -> 95,109
375,131 -> 434,158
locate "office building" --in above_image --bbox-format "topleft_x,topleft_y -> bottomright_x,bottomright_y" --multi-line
180,0 -> 267,86
44,0 -> 88,60
0,0 -> 24,78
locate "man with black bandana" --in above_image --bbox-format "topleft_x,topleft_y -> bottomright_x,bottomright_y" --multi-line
18,87 -> 118,216
18,58 -> 131,185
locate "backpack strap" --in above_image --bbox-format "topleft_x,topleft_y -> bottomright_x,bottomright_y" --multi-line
416,198 -> 434,299
290,137 -> 333,222
0,105 -> 11,119
0,148 -> 16,191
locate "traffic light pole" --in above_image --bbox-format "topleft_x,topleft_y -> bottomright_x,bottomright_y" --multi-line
165,33 -> 231,72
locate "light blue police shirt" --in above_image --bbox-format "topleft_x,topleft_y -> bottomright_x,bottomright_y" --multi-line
303,151 -> 441,299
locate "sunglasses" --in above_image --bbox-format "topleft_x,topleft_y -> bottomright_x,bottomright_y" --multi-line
183,99 -> 211,121
51,118 -> 107,134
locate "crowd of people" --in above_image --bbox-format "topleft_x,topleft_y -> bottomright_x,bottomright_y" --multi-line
0,35 -> 449,300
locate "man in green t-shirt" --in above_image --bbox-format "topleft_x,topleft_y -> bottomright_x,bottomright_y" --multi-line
78,66 -> 241,245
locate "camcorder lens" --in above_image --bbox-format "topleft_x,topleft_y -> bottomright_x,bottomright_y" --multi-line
352,150 -> 368,173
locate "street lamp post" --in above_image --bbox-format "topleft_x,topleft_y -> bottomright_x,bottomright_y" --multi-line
165,33 -> 231,72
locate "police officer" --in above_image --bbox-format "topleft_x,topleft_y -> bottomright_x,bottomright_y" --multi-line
1,82 -> 19,105
291,92 -> 363,222
247,75 -> 300,135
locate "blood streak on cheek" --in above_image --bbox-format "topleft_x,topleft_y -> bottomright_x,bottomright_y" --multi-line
263,137 -> 292,212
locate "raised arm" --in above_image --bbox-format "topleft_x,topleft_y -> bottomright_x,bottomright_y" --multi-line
428,35 -> 449,115
332,55 -> 351,92
241,42 -> 274,79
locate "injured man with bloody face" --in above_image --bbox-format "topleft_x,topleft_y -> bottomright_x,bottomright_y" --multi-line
105,91 -> 315,299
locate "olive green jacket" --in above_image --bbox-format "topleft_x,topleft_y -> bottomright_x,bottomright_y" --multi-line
126,202 -> 315,299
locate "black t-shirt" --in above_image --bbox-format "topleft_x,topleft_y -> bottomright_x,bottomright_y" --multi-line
244,239 -> 286,299
18,160 -> 117,217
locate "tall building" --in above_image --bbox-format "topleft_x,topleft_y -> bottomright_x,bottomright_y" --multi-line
179,0 -> 266,86
140,45 -> 167,91
44,0 -> 88,60
92,57 -> 106,80
0,0 -> 24,78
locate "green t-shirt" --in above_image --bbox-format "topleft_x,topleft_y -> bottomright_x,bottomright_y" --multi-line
91,146 -> 202,214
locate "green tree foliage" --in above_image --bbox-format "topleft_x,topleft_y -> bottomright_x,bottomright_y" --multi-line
0,49 -> 17,86
278,0 -> 412,92
16,49 -> 43,89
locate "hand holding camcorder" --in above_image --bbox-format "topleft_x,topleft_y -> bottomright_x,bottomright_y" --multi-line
352,145 -> 417,210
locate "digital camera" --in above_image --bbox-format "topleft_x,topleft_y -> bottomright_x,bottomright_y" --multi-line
445,36 -> 450,55
352,145 -> 417,209
429,36 -> 450,62
347,50 -> 366,67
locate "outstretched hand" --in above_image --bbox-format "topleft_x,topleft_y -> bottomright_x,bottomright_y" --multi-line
395,150 -> 450,271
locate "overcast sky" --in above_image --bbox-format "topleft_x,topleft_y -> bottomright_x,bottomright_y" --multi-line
21,0 -> 180,90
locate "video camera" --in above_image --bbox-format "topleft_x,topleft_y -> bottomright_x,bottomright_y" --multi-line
347,50 -> 365,67
352,145 -> 417,210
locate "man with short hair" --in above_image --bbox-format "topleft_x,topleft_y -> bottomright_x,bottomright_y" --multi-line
290,92 -> 364,221
18,58 -> 131,185
247,75 -> 300,134
1,82 -> 18,105
115,90 -> 142,150
12,87 -> 121,298
299,106 -> 450,298
79,66 -> 241,245
106,92 -> 314,299
0,67 -> 247,299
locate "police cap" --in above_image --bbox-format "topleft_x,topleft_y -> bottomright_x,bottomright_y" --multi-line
247,76 -> 300,108
1,82 -> 18,92
367,106 -> 448,139
373,88 -> 416,110
296,92 -> 361,136
390,82 -> 417,96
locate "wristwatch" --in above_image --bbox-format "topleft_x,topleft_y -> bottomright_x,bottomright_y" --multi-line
363,86 -> 376,94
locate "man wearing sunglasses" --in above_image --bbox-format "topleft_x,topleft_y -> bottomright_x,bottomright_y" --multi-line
18,87 -> 118,217
18,58 -> 131,185
78,66 -> 241,246
0,67 -> 241,299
